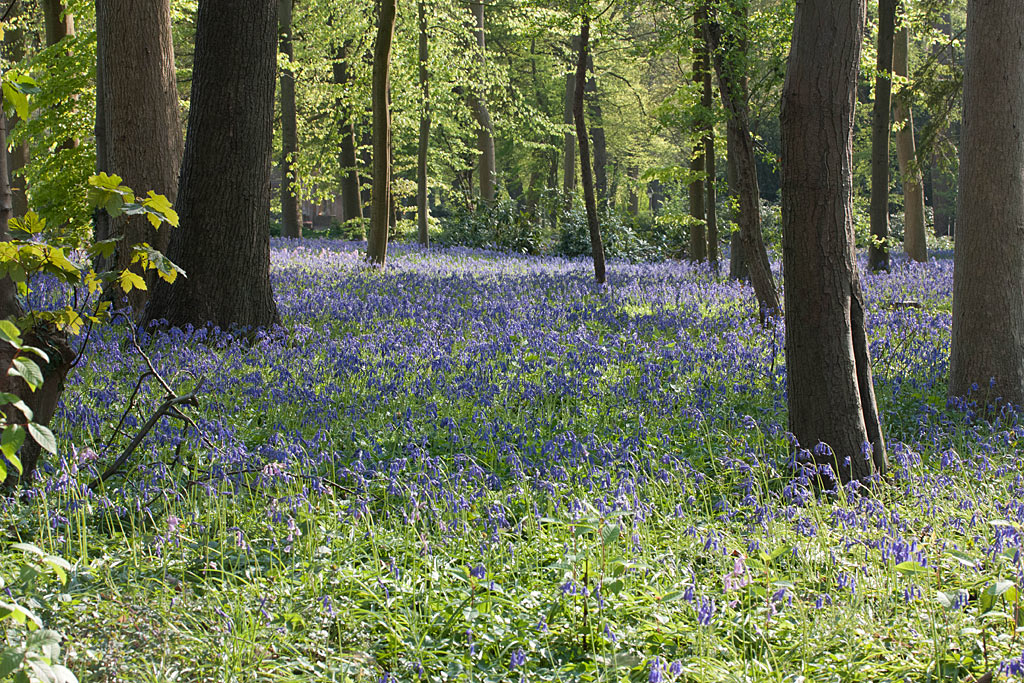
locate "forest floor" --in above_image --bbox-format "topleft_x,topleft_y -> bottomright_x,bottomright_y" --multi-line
3,241 -> 1021,682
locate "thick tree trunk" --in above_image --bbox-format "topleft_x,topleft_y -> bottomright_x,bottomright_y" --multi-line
2,14 -> 28,219
416,0 -> 430,247
781,0 -> 887,483
333,44 -> 364,236
574,13 -> 606,285
278,0 -> 302,239
144,0 -> 280,330
705,6 -> 780,321
868,0 -> 895,272
95,0 -> 183,314
585,55 -> 607,205
726,133 -> 747,280
469,0 -> 496,204
366,0 -> 397,266
949,1 -> 1024,406
562,67 -> 576,196
893,26 -> 927,262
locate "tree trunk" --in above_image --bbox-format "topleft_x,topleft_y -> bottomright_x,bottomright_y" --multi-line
366,0 -> 397,266
574,13 -> 606,285
949,1 -> 1024,406
95,0 -> 183,314
562,65 -> 576,196
689,8 -> 707,262
2,12 -> 28,219
702,3 -> 718,272
648,180 -> 663,215
893,25 -> 927,262
726,132 -> 747,280
42,0 -> 75,46
278,0 -> 302,239
627,164 -> 639,215
416,0 -> 430,247
333,44 -> 364,236
585,54 -> 607,206
0,113 -> 73,484
932,153 -> 953,237
143,0 -> 280,330
469,0 -> 496,204
868,0 -> 895,272
705,5 -> 780,321
781,0 -> 887,483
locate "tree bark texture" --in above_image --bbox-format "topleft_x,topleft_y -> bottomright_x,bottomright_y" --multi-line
333,44 -> 364,235
366,0 -> 397,266
949,0 -> 1024,406
562,67 -> 576,195
893,25 -> 927,262
726,133 -> 747,280
278,0 -> 302,239
781,0 -> 887,483
585,54 -> 607,205
574,14 -> 606,285
42,0 -> 75,46
2,13 -> 28,218
868,0 -> 895,272
144,0 -> 280,330
416,0 -> 431,246
95,0 -> 183,314
469,0 -> 496,203
705,6 -> 780,321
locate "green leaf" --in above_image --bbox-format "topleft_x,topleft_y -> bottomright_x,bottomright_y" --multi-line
895,561 -> 931,577
601,523 -> 619,547
10,357 -> 43,391
26,423 -> 56,455
0,648 -> 24,679
0,320 -> 23,347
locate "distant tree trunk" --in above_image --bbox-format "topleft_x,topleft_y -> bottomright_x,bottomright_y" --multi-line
2,11 -> 28,218
648,180 -> 663,215
333,44 -> 364,236
781,0 -> 887,483
893,25 -> 927,262
627,164 -> 639,215
562,64 -> 576,196
868,0 -> 895,272
705,5 -> 780,321
574,13 -> 606,285
932,154 -> 953,237
469,0 -> 496,203
95,0 -> 184,314
366,0 -> 397,266
726,133 -> 747,279
689,8 -> 708,263
704,61 -> 718,269
143,0 -> 280,330
42,0 -> 75,46
949,1 -> 1024,406
416,0 -> 430,246
278,0 -> 302,239
0,114 -> 73,484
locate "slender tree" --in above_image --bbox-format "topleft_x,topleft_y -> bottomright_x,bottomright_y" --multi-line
41,0 -> 74,46
893,23 -> 927,262
416,0 -> 430,246
868,0 -> 895,272
468,0 -> 496,203
144,0 -> 280,329
948,0 -> 1024,406
702,1 -> 718,272
95,0 -> 183,314
562,59 -> 576,196
333,42 -> 363,235
278,0 -> 302,239
366,0 -> 398,266
688,7 -> 707,262
705,2 -> 780,321
574,11 -> 606,285
781,0 -> 887,482
2,7 -> 28,218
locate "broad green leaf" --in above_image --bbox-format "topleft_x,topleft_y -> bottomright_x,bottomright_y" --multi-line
895,561 -> 931,577
26,423 -> 56,455
0,649 -> 23,678
601,523 -> 619,547
0,320 -> 22,346
10,357 -> 43,391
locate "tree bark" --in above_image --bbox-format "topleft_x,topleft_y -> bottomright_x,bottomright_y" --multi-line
585,54 -> 607,206
562,66 -> 576,196
689,7 -> 707,262
2,11 -> 28,218
949,0 -> 1024,406
366,0 -> 397,266
868,0 -> 895,272
705,4 -> 780,321
469,0 -> 496,204
333,44 -> 364,235
95,0 -> 183,314
726,132 -> 747,280
278,0 -> 302,239
42,0 -> 75,46
781,0 -> 887,483
627,165 -> 639,215
143,0 -> 280,330
574,13 -> 606,285
893,25 -> 927,262
703,3 -> 718,272
416,0 -> 430,247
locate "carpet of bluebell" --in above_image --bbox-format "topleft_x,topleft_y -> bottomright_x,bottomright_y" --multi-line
4,240 -> 1024,682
